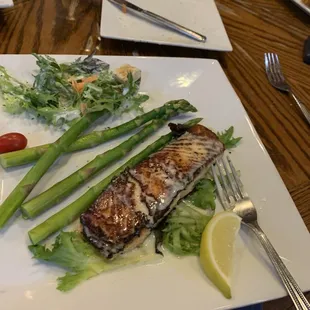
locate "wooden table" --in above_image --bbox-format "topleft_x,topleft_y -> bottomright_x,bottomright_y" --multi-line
0,0 -> 309,308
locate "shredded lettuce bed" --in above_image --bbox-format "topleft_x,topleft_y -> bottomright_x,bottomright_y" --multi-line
162,178 -> 216,256
29,231 -> 155,292
0,54 -> 148,127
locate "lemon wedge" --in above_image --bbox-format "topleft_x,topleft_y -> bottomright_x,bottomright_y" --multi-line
200,211 -> 241,299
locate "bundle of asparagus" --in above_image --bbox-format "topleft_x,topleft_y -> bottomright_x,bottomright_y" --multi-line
28,118 -> 202,245
21,120 -> 165,219
21,100 -> 196,219
0,99 -> 197,231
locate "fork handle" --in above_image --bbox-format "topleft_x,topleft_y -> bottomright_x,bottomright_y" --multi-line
290,92 -> 310,125
248,221 -> 310,310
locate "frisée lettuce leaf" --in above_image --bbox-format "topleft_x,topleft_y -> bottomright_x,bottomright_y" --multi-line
29,231 -> 155,292
162,178 -> 216,256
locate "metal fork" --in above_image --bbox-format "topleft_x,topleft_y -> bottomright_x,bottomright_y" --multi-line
264,52 -> 310,125
212,156 -> 310,310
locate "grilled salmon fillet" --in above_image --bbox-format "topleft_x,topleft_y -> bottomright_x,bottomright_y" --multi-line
81,124 -> 225,258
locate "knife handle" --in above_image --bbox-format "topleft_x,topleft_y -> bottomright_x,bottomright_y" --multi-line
303,36 -> 310,65
142,10 -> 206,42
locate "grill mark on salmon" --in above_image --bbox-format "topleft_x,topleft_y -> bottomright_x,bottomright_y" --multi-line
81,124 -> 225,258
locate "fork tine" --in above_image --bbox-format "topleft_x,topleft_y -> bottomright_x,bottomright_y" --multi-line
273,54 -> 286,84
271,53 -> 283,83
216,160 -> 234,204
264,53 -> 272,80
211,164 -> 230,210
227,156 -> 248,198
265,53 -> 275,84
265,53 -> 271,72
264,53 -> 270,73
270,53 -> 281,83
220,157 -> 242,201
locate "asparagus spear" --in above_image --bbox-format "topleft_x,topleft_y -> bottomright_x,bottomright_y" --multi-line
0,100 -> 195,168
22,118 -> 167,219
28,118 -> 202,245
0,111 -> 106,229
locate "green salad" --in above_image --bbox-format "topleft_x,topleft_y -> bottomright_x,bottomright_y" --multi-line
0,54 -> 148,127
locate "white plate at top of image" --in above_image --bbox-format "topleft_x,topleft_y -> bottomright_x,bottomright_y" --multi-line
291,0 -> 310,15
100,0 -> 232,51
0,0 -> 13,8
0,55 -> 310,310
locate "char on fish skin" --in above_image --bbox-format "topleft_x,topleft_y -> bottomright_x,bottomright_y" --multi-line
80,124 -> 225,258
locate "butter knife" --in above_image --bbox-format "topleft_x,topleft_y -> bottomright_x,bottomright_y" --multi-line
108,0 -> 207,42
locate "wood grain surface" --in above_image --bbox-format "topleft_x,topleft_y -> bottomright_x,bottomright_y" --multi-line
0,0 -> 309,309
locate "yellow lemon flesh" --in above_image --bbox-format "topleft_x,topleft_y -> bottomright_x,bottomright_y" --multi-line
200,211 -> 241,299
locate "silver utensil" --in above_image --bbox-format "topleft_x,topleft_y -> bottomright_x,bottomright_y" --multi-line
84,22 -> 101,54
264,52 -> 310,125
212,156 -> 310,310
108,0 -> 206,42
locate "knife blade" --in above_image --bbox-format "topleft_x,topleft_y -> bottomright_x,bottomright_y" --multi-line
108,0 -> 207,43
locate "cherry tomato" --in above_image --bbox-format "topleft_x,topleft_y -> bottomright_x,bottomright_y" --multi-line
0,133 -> 28,154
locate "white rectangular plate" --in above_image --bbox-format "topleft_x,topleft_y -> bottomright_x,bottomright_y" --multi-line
290,0 -> 310,15
0,0 -> 13,8
100,0 -> 232,51
0,55 -> 310,310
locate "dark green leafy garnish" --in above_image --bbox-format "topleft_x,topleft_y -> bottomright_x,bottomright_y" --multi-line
217,126 -> 242,149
